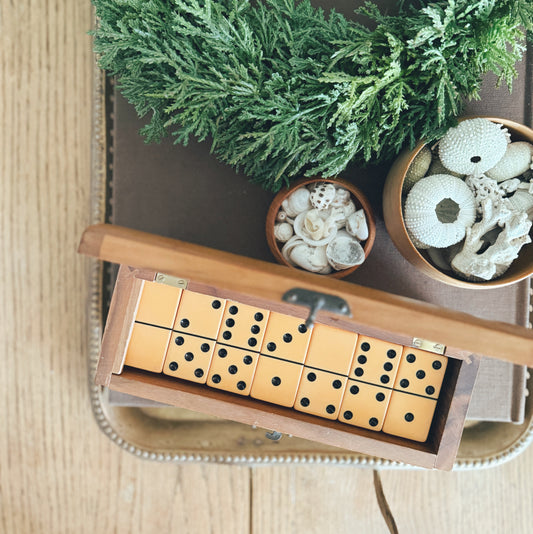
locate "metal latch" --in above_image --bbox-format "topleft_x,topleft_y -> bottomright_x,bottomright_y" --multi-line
282,288 -> 351,329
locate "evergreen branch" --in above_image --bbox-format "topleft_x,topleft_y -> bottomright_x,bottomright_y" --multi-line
92,0 -> 533,191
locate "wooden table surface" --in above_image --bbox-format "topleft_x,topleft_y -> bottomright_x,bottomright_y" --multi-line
1,2 -> 533,532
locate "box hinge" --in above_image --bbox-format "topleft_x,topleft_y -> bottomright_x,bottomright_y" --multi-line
412,338 -> 446,355
155,272 -> 188,289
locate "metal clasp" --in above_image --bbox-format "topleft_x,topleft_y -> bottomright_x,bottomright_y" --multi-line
282,288 -> 351,329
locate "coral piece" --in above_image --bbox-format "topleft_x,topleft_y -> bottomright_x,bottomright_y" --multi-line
326,230 -> 365,269
439,119 -> 509,176
281,187 -> 311,217
404,174 -> 476,248
345,209 -> 368,240
274,222 -> 293,242
499,178 -> 521,194
486,142 -> 533,181
293,209 -> 337,246
465,174 -> 513,215
451,198 -> 532,281
403,145 -> 432,191
310,182 -> 336,210
507,191 -> 533,219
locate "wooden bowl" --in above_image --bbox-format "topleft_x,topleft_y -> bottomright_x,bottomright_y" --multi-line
383,117 -> 533,288
266,177 -> 376,279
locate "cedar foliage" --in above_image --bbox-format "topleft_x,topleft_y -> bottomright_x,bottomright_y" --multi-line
93,0 -> 533,191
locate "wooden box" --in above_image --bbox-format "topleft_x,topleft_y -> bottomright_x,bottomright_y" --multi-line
79,224 -> 533,470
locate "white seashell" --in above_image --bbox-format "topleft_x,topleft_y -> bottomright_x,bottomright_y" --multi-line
326,207 -> 347,229
345,209 -> 368,241
486,142 -> 533,182
330,187 -> 352,208
293,210 -> 337,246
329,200 -> 357,228
303,209 -> 328,241
439,118 -> 509,176
310,182 -> 336,210
281,235 -> 304,266
326,230 -> 365,270
276,210 -> 289,223
507,191 -> 533,219
403,145 -> 432,191
289,244 -> 330,273
281,187 -> 311,217
274,222 -> 293,242
404,174 -> 477,248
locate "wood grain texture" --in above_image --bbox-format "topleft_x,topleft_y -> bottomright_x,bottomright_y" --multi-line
2,0 -> 533,533
380,450 -> 533,534
251,466 -> 389,534
79,224 -> 533,367
0,2 -> 249,533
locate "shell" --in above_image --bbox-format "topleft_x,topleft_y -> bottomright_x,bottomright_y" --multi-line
289,244 -> 332,273
293,209 -> 337,246
328,201 -> 356,229
276,209 -> 290,223
281,235 -> 304,266
404,174 -> 476,248
507,191 -> 533,219
486,142 -> 533,182
310,182 -> 336,210
281,187 -> 311,217
326,231 -> 365,269
274,222 -> 293,242
439,118 -> 509,176
345,209 -> 368,241
330,187 -> 352,208
403,145 -> 432,191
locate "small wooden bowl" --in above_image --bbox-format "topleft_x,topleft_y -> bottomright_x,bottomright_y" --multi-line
266,177 -> 376,279
383,117 -> 533,289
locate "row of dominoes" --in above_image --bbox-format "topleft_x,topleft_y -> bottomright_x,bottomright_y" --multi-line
123,281 -> 448,442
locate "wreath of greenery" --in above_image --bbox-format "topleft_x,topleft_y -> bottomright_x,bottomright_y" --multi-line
93,0 -> 533,191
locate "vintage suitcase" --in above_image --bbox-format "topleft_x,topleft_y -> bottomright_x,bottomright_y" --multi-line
79,224 -> 533,469
86,0 -> 533,469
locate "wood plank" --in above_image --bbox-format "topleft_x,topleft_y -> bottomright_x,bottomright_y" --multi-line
251,466 -> 389,534
0,2 -> 250,533
380,445 -> 533,533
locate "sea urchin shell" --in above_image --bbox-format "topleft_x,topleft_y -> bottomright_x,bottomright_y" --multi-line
404,174 -> 476,248
439,118 -> 509,176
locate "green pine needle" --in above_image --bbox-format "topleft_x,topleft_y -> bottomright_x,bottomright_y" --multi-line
92,0 -> 533,191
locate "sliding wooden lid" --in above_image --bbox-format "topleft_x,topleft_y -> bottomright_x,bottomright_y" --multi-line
79,224 -> 533,366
